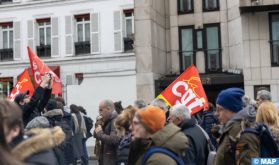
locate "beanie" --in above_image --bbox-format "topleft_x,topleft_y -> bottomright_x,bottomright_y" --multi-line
137,105 -> 166,133
14,90 -> 30,105
45,99 -> 58,111
216,88 -> 244,113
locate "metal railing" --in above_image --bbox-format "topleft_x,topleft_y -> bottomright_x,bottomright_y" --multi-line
36,45 -> 51,58
75,41 -> 90,55
0,48 -> 13,61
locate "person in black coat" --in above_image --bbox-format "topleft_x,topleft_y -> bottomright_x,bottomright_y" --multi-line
14,73 -> 53,127
169,104 -> 209,165
114,105 -> 137,165
201,102 -> 219,148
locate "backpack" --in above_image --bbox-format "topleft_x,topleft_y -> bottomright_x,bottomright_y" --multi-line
142,146 -> 184,165
242,123 -> 279,157
84,116 -> 93,138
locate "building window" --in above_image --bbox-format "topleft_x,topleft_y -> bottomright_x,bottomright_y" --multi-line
205,24 -> 221,72
254,85 -> 270,100
0,22 -> 13,61
75,14 -> 90,55
179,26 -> 195,71
0,77 -> 13,99
203,0 -> 219,11
270,13 -> 279,66
124,9 -> 134,51
37,18 -> 51,58
196,30 -> 203,50
178,0 -> 193,14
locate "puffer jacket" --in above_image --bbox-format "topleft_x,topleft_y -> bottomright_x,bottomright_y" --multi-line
12,127 -> 65,165
116,133 -> 132,165
135,123 -> 188,165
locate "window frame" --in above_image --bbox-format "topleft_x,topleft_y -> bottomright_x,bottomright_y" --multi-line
269,12 -> 279,67
202,0 -> 220,12
179,25 -> 196,72
76,17 -> 90,42
2,24 -> 13,49
204,23 -> 222,73
38,21 -> 51,46
177,0 -> 194,14
124,10 -> 134,38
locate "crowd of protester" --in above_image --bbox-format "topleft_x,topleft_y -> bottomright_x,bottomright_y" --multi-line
1,73 -> 279,165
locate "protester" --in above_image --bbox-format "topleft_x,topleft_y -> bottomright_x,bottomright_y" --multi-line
0,99 -> 24,165
14,73 -> 53,126
93,115 -> 103,162
214,88 -> 245,165
70,104 -> 87,164
134,99 -> 146,109
95,99 -> 120,165
114,105 -> 137,165
114,101 -> 124,114
0,99 -> 64,165
150,98 -> 170,123
236,102 -> 279,164
256,90 -> 272,107
79,106 -> 93,165
169,104 -> 208,165
129,105 -> 188,165
201,102 -> 219,148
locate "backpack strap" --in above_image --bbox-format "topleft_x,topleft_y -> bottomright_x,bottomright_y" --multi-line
196,124 -> 216,151
142,146 -> 184,165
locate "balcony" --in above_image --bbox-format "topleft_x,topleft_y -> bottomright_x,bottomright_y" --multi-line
240,0 -> 279,13
0,0 -> 12,4
36,45 -> 51,58
75,41 -> 90,55
0,48 -> 13,61
124,37 -> 134,52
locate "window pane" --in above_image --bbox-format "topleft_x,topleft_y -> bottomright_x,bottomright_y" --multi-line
206,26 -> 218,49
126,19 -> 133,37
197,31 -> 203,49
46,27 -> 51,45
181,28 -> 194,69
85,23 -> 90,42
77,24 -> 83,42
205,0 -> 218,10
272,41 -> 279,64
180,0 -> 192,12
39,28 -> 45,45
9,30 -> 13,48
272,14 -> 279,40
3,31 -> 8,48
206,26 -> 220,71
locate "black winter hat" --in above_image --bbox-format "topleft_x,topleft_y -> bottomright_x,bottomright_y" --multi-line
14,90 -> 30,105
45,99 -> 58,111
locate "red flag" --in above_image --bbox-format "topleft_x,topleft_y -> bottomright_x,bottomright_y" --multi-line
157,65 -> 208,115
27,47 -> 62,94
8,69 -> 34,101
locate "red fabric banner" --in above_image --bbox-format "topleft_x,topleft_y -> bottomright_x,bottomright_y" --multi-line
8,69 -> 34,101
157,65 -> 208,114
27,47 -> 62,94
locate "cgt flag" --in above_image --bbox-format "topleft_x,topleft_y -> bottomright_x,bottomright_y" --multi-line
8,69 -> 34,101
157,65 -> 208,115
27,46 -> 62,94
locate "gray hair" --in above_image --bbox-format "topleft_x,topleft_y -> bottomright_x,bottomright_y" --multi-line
257,90 -> 272,101
171,104 -> 191,120
134,99 -> 146,109
151,98 -> 168,111
103,99 -> 115,111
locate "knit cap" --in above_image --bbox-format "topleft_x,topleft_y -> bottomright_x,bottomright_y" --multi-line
216,87 -> 244,113
137,105 -> 166,133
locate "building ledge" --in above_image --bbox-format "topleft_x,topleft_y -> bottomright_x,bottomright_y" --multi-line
240,4 -> 279,14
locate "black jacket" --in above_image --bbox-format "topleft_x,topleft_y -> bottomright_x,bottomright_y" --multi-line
201,111 -> 219,148
19,86 -> 52,126
179,118 -> 208,165
117,133 -> 131,165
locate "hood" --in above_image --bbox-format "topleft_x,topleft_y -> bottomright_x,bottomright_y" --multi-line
150,123 -> 188,155
223,105 -> 256,131
271,127 -> 279,143
25,116 -> 50,129
179,118 -> 197,130
12,126 -> 65,161
43,109 -> 63,118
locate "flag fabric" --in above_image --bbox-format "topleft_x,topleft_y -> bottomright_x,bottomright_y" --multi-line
157,65 -> 208,115
27,46 -> 62,94
8,69 -> 34,101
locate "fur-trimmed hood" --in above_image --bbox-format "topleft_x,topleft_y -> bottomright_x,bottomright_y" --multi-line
12,126 -> 65,161
43,109 -> 63,118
